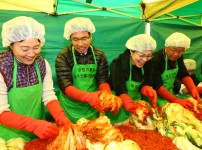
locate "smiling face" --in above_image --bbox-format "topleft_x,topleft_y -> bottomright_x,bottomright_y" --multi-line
71,31 -> 92,54
130,50 -> 153,68
165,46 -> 185,61
10,38 -> 41,65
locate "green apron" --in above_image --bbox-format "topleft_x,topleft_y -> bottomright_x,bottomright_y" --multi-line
106,57 -> 143,124
59,45 -> 99,123
157,55 -> 179,106
199,74 -> 202,82
0,58 -> 44,141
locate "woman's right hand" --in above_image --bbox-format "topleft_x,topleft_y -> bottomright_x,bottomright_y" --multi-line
173,98 -> 194,109
0,111 -> 59,140
33,120 -> 59,140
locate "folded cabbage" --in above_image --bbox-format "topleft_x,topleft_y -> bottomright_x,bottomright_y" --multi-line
129,100 -> 159,130
173,137 -> 201,150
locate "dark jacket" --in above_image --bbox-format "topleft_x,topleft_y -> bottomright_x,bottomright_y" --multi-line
108,49 -> 153,96
152,49 -> 189,91
55,44 -> 109,93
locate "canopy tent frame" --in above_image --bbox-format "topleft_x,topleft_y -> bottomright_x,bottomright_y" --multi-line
57,8 -> 101,15
0,0 -> 202,26
55,0 -> 200,26
152,13 -> 202,27
57,0 -> 141,19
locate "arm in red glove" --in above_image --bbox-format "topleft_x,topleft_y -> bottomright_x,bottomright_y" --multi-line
65,86 -> 103,112
46,100 -> 72,131
0,111 -> 59,140
182,76 -> 200,103
99,82 -> 112,94
197,87 -> 202,94
119,93 -> 139,114
157,86 -> 193,109
141,85 -> 157,108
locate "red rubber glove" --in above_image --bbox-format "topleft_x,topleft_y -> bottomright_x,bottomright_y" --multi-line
141,85 -> 157,108
99,82 -> 112,94
182,76 -> 200,103
197,87 -> 202,94
0,111 -> 59,140
172,98 -> 194,109
46,100 -> 72,131
65,86 -> 103,112
119,93 -> 139,114
157,86 -> 193,109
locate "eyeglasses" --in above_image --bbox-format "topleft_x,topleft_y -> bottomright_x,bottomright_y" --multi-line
134,51 -> 153,60
168,47 -> 185,54
71,36 -> 90,44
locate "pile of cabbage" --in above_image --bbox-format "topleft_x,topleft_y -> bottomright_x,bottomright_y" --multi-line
125,100 -> 202,150
47,116 -> 141,150
156,103 -> 202,150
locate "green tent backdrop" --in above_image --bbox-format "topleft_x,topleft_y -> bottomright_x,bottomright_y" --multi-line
0,0 -> 202,96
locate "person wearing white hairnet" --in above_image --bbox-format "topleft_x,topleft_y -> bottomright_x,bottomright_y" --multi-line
55,17 -> 112,123
107,34 -> 157,124
0,16 -> 71,141
152,32 -> 200,109
173,59 -> 202,95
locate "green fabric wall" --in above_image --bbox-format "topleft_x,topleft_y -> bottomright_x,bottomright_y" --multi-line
0,10 -> 145,95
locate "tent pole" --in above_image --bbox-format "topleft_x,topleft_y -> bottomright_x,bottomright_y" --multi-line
178,17 -> 202,27
106,9 -> 140,19
167,13 -> 202,27
152,13 -> 202,27
145,22 -> 150,35
107,5 -> 140,9
179,14 -> 202,18
57,9 -> 101,15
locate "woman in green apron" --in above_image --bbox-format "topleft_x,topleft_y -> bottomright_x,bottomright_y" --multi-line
107,34 -> 157,124
55,17 -> 112,123
152,32 -> 200,109
0,16 -> 71,141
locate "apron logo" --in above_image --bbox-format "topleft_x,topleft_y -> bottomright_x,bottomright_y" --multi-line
78,67 -> 95,72
165,73 -> 177,80
74,73 -> 96,79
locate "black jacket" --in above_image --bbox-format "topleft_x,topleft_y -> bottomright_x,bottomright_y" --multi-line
152,49 -> 189,91
108,49 -> 153,96
55,44 -> 109,93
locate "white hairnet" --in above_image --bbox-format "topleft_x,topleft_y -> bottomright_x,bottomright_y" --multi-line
125,34 -> 156,52
64,17 -> 95,40
165,32 -> 190,49
1,16 -> 45,47
184,59 -> 196,70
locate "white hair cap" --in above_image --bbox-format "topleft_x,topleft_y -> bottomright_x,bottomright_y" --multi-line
125,34 -> 156,52
64,17 -> 95,40
1,16 -> 45,47
165,32 -> 190,49
184,59 -> 196,70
